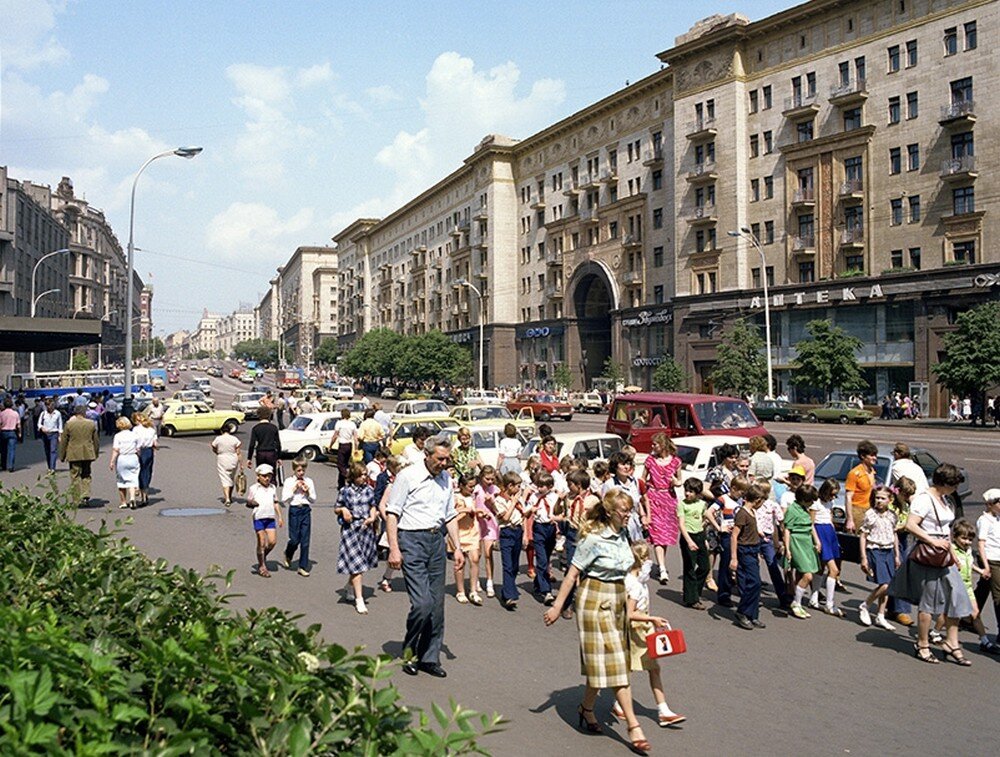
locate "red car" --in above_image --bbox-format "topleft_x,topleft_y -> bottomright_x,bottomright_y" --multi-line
506,392 -> 574,422
167,371 -> 180,384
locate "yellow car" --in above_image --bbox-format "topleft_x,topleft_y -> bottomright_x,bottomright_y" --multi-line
387,416 -> 459,456
449,404 -> 535,434
160,402 -> 244,437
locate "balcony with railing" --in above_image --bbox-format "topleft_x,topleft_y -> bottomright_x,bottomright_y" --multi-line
601,168 -> 618,184
562,179 -> 581,196
686,204 -> 717,226
580,207 -> 600,224
544,283 -> 564,300
621,270 -> 643,286
792,234 -> 816,254
791,188 -> 816,209
473,203 -> 488,220
685,117 -> 717,141
580,173 -> 600,190
622,233 -> 642,250
939,100 -> 976,126
839,226 -> 864,248
940,155 -> 978,182
839,178 -> 864,202
643,147 -> 664,166
530,195 -> 547,210
782,92 -> 820,120
545,248 -> 563,267
686,161 -> 718,183
828,78 -> 868,107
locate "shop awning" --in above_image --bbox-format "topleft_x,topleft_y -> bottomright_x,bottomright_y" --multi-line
0,317 -> 103,352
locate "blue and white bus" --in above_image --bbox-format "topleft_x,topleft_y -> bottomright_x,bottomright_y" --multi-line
6,369 -> 153,400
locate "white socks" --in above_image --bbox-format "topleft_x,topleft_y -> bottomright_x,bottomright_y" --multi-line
658,703 -> 677,717
793,586 -> 806,606
825,577 -> 837,609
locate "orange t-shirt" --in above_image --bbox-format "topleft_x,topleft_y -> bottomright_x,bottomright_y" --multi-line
845,464 -> 875,509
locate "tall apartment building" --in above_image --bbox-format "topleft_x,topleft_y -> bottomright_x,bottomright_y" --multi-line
190,310 -> 220,356
216,309 -> 257,356
327,0 -> 995,415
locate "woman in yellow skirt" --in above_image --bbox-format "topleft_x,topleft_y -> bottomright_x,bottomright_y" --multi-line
544,490 -> 651,754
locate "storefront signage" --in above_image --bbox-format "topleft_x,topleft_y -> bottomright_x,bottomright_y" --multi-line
632,356 -> 666,367
749,283 -> 885,309
622,309 -> 673,328
518,325 -> 564,339
450,330 -> 474,344
974,273 -> 1000,288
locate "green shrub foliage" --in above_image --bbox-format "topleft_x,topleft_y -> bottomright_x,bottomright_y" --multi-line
0,487 -> 502,754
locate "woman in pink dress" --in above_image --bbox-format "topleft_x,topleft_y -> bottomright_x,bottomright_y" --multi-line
642,432 -> 683,584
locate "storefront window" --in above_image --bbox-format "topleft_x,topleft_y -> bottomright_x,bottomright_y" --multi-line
551,335 -> 565,362
835,305 -> 876,342
788,308 -> 818,346
885,301 -> 914,342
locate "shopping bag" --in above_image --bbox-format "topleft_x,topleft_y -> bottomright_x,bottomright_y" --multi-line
645,624 -> 687,659
234,468 -> 247,496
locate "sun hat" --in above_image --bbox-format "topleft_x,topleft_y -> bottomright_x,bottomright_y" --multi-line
788,465 -> 807,478
255,463 -> 274,475
982,488 -> 1000,503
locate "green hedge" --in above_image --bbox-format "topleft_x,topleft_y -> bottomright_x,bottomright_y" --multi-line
0,486 -> 502,754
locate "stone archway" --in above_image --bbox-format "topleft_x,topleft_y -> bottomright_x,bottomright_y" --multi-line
569,261 -> 618,389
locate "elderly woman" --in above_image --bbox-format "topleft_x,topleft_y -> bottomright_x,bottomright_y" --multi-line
451,427 -> 484,478
109,416 -> 140,510
544,490 -> 650,754
132,412 -> 159,506
211,424 -> 243,506
889,463 -> 974,665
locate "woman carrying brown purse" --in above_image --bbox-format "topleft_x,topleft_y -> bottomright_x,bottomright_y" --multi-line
889,463 -> 974,665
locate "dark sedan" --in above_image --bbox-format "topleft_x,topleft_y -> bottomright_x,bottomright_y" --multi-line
752,399 -> 802,422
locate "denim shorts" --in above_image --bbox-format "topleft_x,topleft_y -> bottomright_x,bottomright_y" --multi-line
253,518 -> 277,532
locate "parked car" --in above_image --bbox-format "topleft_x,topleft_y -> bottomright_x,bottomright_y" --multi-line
380,386 -> 399,399
606,392 -> 766,453
462,389 -> 503,405
168,389 -> 214,408
568,391 -> 606,413
805,401 -> 873,425
327,385 -> 355,400
319,399 -> 368,420
450,404 -> 534,431
672,435 -> 759,483
752,399 -> 802,423
437,424 -> 532,468
178,363 -> 188,371
167,371 -> 180,384
232,391 -> 266,420
278,412 -> 342,461
523,432 -> 627,465
159,402 -> 243,437
507,392 -> 573,422
393,399 -> 450,417
433,388 -> 461,405
386,417 -> 459,456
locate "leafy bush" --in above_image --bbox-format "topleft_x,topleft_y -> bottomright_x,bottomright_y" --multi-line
0,486 -> 502,754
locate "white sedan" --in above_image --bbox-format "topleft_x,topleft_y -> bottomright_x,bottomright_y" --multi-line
278,412 -> 343,462
393,399 -> 450,417
437,424 -> 532,469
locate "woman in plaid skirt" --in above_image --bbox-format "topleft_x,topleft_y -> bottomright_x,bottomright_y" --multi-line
336,462 -> 380,614
544,490 -> 651,754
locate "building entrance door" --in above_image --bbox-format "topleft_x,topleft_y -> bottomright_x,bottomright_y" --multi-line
574,272 -> 612,390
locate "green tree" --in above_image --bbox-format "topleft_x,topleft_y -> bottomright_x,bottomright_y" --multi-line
710,319 -> 768,398
195,349 -> 210,360
71,351 -> 92,371
314,337 -> 339,366
395,331 -> 472,384
933,301 -> 1000,422
651,357 -> 688,391
601,357 -> 626,387
552,363 -> 574,392
791,320 -> 867,401
233,339 -> 279,366
339,328 -> 403,378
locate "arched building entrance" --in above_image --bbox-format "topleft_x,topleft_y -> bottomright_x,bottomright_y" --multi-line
568,261 -> 618,390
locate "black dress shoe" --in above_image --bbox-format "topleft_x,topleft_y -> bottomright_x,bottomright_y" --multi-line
402,661 -> 419,676
734,613 -> 754,630
418,662 -> 448,678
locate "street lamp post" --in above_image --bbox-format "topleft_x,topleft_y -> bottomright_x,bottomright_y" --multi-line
453,278 -> 484,393
29,248 -> 70,373
728,228 -> 774,399
123,147 -> 202,417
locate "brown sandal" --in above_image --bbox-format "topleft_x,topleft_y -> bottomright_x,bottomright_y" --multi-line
628,725 -> 651,754
257,567 -> 271,578
941,642 -> 972,666
913,644 -> 939,664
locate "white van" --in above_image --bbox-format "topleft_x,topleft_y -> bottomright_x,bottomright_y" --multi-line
328,385 -> 355,400
568,392 -> 605,413
462,389 -> 502,405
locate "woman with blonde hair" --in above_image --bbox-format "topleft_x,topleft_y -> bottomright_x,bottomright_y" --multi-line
132,412 -> 158,506
544,490 -> 651,754
109,416 -> 140,510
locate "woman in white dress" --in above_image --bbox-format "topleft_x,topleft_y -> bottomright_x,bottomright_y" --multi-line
211,427 -> 242,505
109,416 -> 140,509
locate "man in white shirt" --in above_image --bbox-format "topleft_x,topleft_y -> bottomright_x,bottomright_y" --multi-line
890,442 -> 929,492
386,435 -> 463,678
401,426 -> 429,467
373,402 -> 393,435
37,397 -> 64,471
147,397 -> 165,435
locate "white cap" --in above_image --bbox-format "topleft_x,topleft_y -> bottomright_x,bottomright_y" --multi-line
255,463 -> 274,475
983,488 -> 1000,503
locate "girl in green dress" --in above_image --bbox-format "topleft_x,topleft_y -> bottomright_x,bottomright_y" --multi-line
783,484 -> 822,619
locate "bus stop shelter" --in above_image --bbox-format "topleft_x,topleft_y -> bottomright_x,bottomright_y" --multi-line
0,317 -> 102,352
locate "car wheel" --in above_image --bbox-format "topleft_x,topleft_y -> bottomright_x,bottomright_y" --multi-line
807,414 -> 818,423
839,415 -> 850,424
539,412 -> 551,422
300,446 -> 320,462
773,414 -> 783,422
162,425 -> 176,437
223,419 -> 239,434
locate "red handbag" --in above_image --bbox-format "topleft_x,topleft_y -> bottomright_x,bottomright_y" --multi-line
645,624 -> 687,659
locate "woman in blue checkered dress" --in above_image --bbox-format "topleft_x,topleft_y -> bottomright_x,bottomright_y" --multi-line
336,462 -> 379,614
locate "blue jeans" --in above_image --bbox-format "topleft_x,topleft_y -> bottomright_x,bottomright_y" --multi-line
42,432 -> 59,470
2,430 -> 18,470
361,441 -> 380,464
138,447 -> 155,491
285,505 -> 312,569
532,522 -> 557,595
499,526 -> 523,602
716,531 -> 733,604
758,538 -> 788,606
398,529 -> 447,665
736,544 -> 762,620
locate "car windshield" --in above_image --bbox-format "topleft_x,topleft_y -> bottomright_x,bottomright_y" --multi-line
242,393 -> 264,402
288,416 -> 312,431
535,394 -> 557,403
413,401 -> 447,414
675,445 -> 702,468
472,407 -> 511,421
693,400 -> 759,430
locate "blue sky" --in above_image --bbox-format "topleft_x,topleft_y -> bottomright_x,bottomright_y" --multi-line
1,0 -> 791,334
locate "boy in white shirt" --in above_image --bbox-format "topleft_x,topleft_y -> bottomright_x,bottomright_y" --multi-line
281,457 -> 317,576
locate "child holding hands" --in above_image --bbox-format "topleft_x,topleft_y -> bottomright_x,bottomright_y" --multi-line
452,473 -> 484,605
336,462 -> 379,614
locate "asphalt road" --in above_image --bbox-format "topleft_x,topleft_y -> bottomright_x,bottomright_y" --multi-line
7,365 -> 998,756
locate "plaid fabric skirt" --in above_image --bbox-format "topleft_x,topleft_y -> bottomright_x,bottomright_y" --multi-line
576,577 -> 629,689
337,522 -> 378,575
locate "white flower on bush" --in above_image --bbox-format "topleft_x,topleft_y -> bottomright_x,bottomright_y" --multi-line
297,652 -> 320,672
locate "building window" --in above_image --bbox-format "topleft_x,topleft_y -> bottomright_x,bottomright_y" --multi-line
764,220 -> 775,244
891,249 -> 903,268
752,268 -> 761,288
906,39 -> 917,67
845,155 -> 863,182
908,195 -> 920,222
749,90 -> 758,113
855,55 -> 866,82
806,71 -> 816,96
953,186 -> 975,215
906,143 -> 919,171
764,175 -> 773,199
653,285 -> 664,304
609,221 -> 619,238
652,170 -> 663,190
951,131 -> 974,158
844,107 -> 862,131
906,91 -> 918,119
846,254 -> 864,272
763,131 -> 773,153
951,76 -> 973,104
653,246 -> 664,267
749,134 -> 759,158
696,273 -> 705,295
888,45 -> 900,72
889,147 -> 901,174
890,198 -> 903,226
944,27 -> 958,56
953,240 -> 976,264
965,21 -> 977,50
762,85 -> 772,109
750,178 -> 760,202
652,208 -> 663,229
909,247 -> 922,269
888,96 -> 901,124
797,120 -> 814,142
838,60 -> 850,86
695,230 -> 706,252
750,222 -> 761,241
799,261 -> 815,283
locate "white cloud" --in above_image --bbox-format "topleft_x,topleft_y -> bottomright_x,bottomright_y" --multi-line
296,62 -> 333,88
206,202 -> 316,261
0,0 -> 69,71
366,84 -> 402,105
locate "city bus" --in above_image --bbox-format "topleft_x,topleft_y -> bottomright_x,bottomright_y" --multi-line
6,369 -> 153,399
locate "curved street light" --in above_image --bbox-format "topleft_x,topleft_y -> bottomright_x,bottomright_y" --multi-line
123,147 -> 202,415
29,248 -> 70,373
453,278 -> 484,392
